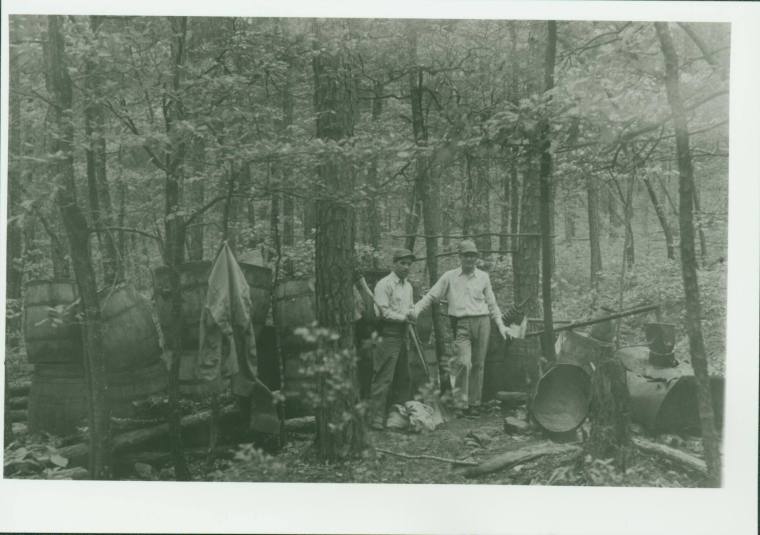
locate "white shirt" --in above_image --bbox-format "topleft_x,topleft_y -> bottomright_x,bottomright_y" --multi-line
373,271 -> 414,322
413,267 -> 505,328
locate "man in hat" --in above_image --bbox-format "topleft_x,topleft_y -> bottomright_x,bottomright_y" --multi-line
368,248 -> 416,430
411,239 -> 509,414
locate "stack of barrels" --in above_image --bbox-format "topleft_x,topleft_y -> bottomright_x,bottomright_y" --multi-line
25,281 -> 168,436
151,261 -> 272,397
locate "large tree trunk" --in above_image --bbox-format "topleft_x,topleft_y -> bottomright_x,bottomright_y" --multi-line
163,16 -> 192,481
45,15 -> 111,479
655,21 -> 721,486
84,16 -> 120,285
312,22 -> 366,460
407,23 -> 450,392
186,138 -> 205,261
586,173 -> 603,288
513,153 -> 540,317
281,59 -> 296,248
7,18 -> 24,302
538,20 -> 557,361
643,177 -> 675,259
366,81 -> 384,251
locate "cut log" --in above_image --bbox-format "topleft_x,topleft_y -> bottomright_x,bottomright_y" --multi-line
503,416 -> 530,434
495,391 -> 528,405
632,436 -> 707,477
284,416 -> 316,433
49,467 -> 89,480
464,442 -> 582,478
376,448 -> 478,467
8,397 -> 28,409
9,409 -> 27,423
59,404 -> 238,466
8,382 -> 31,397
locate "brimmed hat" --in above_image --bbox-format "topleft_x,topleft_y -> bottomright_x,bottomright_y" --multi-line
392,248 -> 416,262
458,239 -> 479,255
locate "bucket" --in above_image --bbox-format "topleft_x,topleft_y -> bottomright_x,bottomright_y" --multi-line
153,261 -> 272,349
23,280 -> 83,365
643,323 -> 677,366
530,363 -> 592,433
627,372 -> 724,434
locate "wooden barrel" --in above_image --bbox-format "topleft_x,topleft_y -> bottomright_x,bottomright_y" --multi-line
177,350 -> 228,398
23,280 -> 83,365
100,285 -> 162,371
153,261 -> 272,350
28,361 -> 169,436
272,279 -> 316,330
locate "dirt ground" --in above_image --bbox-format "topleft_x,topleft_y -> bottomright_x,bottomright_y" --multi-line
205,409 -> 704,487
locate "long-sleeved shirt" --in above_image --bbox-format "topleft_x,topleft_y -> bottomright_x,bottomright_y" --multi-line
374,271 -> 414,322
413,267 -> 505,328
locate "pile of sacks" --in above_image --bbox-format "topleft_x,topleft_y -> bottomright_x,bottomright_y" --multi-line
385,401 -> 444,433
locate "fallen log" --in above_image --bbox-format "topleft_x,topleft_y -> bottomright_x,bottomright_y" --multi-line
59,404 -> 238,466
464,442 -> 583,478
632,436 -> 707,476
48,467 -> 89,480
9,409 -> 27,423
495,391 -> 528,405
8,382 -> 31,397
284,416 -> 316,433
8,397 -> 28,410
376,447 -> 478,467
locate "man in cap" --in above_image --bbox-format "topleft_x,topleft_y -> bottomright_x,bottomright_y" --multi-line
411,239 -> 509,414
368,248 -> 416,430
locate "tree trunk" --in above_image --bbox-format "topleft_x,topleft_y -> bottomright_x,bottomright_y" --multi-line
281,59 -> 296,248
538,20 -> 557,361
45,15 -> 111,479
312,22 -> 366,460
586,174 -> 603,288
366,81 -> 384,250
7,19 -> 24,303
513,152 -> 540,317
84,16 -> 120,285
187,138 -> 205,261
407,23 -> 450,392
587,357 -> 631,469
163,16 -> 192,481
643,177 -> 675,259
693,185 -> 708,266
655,21 -> 721,486
623,173 -> 636,267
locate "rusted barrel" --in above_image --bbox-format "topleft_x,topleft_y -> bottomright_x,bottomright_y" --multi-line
23,280 -> 83,365
153,261 -> 272,349
529,331 -> 609,434
27,361 -> 169,436
482,320 -> 531,401
100,284 -> 162,371
530,363 -> 592,433
627,372 -> 724,434
272,278 -> 316,330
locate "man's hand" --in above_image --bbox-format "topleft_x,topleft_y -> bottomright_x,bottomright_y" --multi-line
406,309 -> 416,323
498,323 -> 511,340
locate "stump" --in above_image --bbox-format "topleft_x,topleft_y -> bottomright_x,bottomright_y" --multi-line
587,357 -> 631,469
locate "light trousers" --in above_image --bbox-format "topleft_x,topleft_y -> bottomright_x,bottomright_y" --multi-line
449,315 -> 491,408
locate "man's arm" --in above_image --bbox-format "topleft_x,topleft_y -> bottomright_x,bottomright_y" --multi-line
374,279 -> 407,321
484,273 -> 507,332
412,272 -> 448,318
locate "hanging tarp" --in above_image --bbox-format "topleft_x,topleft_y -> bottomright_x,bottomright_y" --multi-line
194,243 -> 258,394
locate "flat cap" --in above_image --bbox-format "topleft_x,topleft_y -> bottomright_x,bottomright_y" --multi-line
392,248 -> 416,262
458,239 -> 479,255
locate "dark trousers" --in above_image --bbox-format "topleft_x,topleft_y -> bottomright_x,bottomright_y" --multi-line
368,323 -> 412,425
